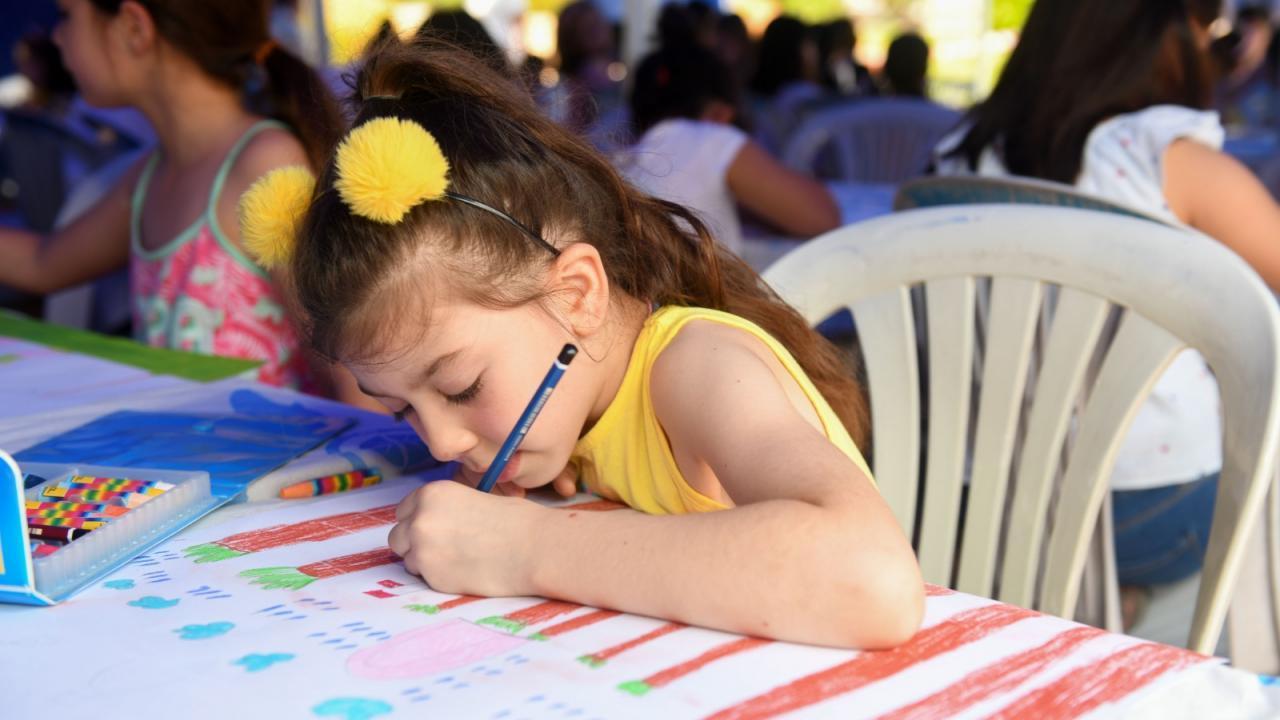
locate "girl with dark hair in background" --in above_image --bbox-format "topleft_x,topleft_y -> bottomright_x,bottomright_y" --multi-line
938,0 -> 1280,626
0,0 -> 364,401
748,16 -> 824,153
622,39 -> 838,254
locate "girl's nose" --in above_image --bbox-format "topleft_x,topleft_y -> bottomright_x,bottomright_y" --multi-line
416,412 -> 478,464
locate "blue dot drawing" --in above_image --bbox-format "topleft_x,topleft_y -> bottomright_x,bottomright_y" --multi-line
174,621 -> 234,640
128,596 -> 179,610
103,579 -> 134,590
311,698 -> 393,720
233,653 -> 295,672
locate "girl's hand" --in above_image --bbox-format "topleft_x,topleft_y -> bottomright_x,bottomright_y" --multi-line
387,481 -> 540,597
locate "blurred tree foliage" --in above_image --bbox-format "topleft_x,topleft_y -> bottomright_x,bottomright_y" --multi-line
778,0 -> 846,25
993,0 -> 1035,31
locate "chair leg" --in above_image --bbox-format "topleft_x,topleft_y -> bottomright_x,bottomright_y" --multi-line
1227,482 -> 1280,672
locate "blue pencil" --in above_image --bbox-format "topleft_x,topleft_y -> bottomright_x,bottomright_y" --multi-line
476,344 -> 578,493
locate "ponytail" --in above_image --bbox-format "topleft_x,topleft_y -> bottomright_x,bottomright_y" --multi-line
257,45 -> 344,170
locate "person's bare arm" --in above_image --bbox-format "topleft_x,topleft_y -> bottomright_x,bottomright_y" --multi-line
0,156 -> 144,293
1164,138 -> 1280,291
727,140 -> 842,237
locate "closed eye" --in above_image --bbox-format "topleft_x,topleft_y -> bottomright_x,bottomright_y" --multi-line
392,406 -> 413,423
444,376 -> 483,405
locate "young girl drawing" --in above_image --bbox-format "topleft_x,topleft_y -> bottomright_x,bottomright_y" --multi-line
239,41 -> 922,649
0,0 -> 354,396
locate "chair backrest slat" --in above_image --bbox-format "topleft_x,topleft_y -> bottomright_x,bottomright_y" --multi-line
956,276 -> 1043,597
999,287 -> 1110,608
1039,312 -> 1182,616
917,277 -> 976,585
852,288 -> 922,537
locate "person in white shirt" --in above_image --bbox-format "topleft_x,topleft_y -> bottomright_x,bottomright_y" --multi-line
936,0 -> 1280,627
618,42 -> 838,256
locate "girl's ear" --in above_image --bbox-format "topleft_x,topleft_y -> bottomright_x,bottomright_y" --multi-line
546,242 -> 610,338
115,0 -> 158,56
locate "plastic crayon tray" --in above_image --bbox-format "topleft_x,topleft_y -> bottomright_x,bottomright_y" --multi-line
0,451 -> 218,605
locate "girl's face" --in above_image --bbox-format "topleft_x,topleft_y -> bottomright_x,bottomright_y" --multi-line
53,0 -> 132,106
348,298 -> 599,492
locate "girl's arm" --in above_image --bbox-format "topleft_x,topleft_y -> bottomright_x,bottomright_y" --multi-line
523,323 -> 922,649
727,140 -> 843,238
0,157 -> 142,294
1164,138 -> 1280,291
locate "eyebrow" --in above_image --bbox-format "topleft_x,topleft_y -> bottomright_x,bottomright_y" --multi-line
417,350 -> 461,388
355,350 -> 462,399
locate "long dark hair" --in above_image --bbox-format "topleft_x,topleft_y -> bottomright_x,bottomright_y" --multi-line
945,0 -> 1221,183
630,44 -> 738,135
292,41 -> 870,448
749,16 -> 814,97
88,0 -> 341,169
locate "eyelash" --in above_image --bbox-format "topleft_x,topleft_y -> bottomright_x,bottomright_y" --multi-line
445,376 -> 484,406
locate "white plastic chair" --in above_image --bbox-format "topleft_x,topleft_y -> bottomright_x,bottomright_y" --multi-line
763,205 -> 1280,657
782,98 -> 960,183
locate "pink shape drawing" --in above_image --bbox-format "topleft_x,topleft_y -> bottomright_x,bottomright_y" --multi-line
347,619 -> 526,679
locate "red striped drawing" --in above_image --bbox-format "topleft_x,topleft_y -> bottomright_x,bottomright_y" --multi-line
529,609 -> 622,641
239,548 -> 400,590
404,595 -> 484,616
579,622 -> 685,668
876,625 -> 1107,720
184,504 -> 397,562
988,641 -> 1207,719
477,600 -> 583,633
619,637 -> 771,696
706,603 -> 1039,719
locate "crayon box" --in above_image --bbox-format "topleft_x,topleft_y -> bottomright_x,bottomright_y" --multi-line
0,450 -> 221,605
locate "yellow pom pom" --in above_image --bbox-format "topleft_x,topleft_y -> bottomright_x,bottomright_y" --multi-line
334,117 -> 450,224
238,165 -> 315,270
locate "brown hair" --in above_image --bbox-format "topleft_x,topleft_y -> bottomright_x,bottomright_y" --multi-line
945,0 -> 1220,183
293,40 -> 870,448
88,0 -> 341,169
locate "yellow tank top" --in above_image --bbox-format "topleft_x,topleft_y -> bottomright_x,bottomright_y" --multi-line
571,306 -> 873,515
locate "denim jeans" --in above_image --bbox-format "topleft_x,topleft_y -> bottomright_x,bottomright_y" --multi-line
1112,472 -> 1219,587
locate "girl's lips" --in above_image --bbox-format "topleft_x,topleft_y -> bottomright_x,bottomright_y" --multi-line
496,451 -> 522,485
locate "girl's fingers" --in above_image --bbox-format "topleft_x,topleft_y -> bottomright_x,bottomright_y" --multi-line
551,465 -> 578,498
387,522 -> 409,557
